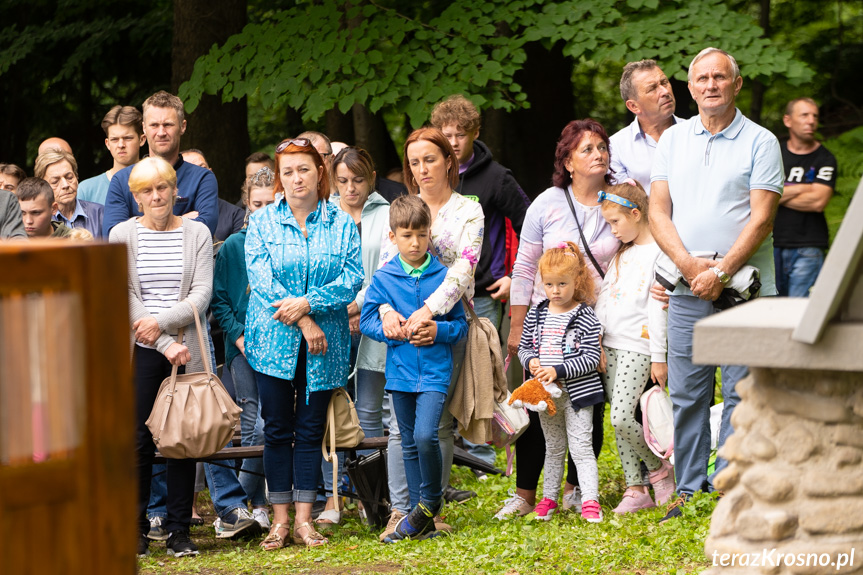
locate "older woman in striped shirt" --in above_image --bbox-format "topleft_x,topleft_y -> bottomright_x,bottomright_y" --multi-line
109,156 -> 213,558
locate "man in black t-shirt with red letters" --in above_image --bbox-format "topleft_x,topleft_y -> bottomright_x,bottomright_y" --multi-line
773,97 -> 837,297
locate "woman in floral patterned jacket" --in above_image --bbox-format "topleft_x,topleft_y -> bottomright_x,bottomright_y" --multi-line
375,127 -> 484,535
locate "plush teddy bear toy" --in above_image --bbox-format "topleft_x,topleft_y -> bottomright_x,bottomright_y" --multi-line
508,377 -> 562,416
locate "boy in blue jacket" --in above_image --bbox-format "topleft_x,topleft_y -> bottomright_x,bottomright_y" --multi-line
360,195 -> 468,542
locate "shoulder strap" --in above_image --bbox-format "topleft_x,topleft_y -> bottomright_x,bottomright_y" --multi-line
562,188 -> 605,279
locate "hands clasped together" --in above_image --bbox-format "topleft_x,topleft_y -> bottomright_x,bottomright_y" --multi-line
271,296 -> 328,355
381,305 -> 438,347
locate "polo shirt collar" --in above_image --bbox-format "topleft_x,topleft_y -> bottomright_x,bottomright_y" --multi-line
693,108 -> 744,139
398,253 -> 431,277
632,115 -> 680,141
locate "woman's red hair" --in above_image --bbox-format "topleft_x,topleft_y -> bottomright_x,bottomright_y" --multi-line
273,139 -> 331,201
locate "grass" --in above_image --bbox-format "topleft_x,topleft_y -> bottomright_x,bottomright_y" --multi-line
137,405 -> 716,575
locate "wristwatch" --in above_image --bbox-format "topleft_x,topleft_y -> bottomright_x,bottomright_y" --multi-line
711,267 -> 731,285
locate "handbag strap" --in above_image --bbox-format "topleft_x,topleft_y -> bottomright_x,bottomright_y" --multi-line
562,188 -> 605,279
326,392 -> 340,513
155,325 -> 184,444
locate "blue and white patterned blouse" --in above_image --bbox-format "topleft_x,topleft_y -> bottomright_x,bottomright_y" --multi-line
245,197 -> 363,400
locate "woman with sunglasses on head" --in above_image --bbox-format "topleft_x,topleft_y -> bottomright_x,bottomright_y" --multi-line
495,119 -> 621,521
244,138 -> 363,549
375,127 -> 484,541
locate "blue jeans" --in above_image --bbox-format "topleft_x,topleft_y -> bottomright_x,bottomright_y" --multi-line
255,345 -> 332,504
391,390 -> 447,510
230,354 -> 267,507
388,338 -> 466,513
148,457 -> 252,520
667,295 -> 746,496
460,295 -> 501,466
774,246 -> 824,297
355,368 -> 387,458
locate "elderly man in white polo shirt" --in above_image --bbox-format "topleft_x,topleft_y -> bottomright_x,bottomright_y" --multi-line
649,47 -> 784,522
609,59 -> 681,191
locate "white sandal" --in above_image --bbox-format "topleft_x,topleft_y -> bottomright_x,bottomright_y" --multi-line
314,509 -> 341,526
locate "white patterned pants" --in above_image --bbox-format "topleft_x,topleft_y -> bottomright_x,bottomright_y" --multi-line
538,394 -> 598,503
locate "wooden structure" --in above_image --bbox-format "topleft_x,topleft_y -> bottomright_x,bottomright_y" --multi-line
695,176 -> 863,574
0,242 -> 134,574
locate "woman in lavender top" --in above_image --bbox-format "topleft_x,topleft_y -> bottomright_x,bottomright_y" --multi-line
495,119 -> 621,521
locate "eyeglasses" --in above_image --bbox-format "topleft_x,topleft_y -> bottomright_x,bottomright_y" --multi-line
275,138 -> 312,154
597,190 -> 638,209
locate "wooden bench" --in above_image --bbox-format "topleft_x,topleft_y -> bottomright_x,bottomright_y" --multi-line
153,436 -> 389,465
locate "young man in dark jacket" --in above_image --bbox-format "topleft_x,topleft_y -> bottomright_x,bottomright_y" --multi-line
431,94 -> 530,477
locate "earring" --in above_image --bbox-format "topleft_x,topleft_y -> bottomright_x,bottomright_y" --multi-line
411,176 -> 417,187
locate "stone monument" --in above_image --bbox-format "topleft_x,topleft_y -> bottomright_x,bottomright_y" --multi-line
695,177 -> 863,574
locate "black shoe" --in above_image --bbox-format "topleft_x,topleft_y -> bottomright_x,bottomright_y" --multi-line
167,530 -> 199,557
137,535 -> 150,557
659,496 -> 687,523
444,485 -> 476,503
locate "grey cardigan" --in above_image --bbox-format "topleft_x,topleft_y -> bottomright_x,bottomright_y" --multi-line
109,217 -> 214,372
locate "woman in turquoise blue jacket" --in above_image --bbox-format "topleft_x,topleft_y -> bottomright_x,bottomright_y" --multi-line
245,138 -> 363,550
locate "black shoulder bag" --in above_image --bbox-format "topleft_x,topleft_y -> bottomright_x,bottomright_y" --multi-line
562,188 -> 605,279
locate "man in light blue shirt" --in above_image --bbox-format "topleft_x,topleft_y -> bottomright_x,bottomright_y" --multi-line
78,106 -> 145,205
609,60 -> 681,191
649,47 -> 784,522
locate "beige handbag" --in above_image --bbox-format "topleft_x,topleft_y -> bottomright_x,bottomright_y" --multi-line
146,301 -> 242,459
321,387 -> 365,512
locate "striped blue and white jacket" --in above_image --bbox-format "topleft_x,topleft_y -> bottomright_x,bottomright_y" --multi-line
517,300 -> 604,410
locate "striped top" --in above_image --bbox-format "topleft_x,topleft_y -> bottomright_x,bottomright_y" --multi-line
136,223 -> 184,349
517,300 -> 604,410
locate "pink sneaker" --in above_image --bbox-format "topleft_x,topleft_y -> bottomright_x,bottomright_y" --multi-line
612,488 -> 656,514
648,459 -> 676,505
581,500 -> 603,523
531,497 -> 558,521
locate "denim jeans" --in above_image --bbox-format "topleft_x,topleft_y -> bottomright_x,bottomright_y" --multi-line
391,390 -> 447,510
255,344 -> 332,504
460,295 -> 501,466
774,246 -> 825,297
388,338 -> 466,513
148,453 -> 255,519
667,295 -> 746,496
355,368 -> 387,458
230,354 -> 267,507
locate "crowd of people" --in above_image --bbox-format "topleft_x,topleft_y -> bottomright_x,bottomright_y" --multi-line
0,46 -> 838,558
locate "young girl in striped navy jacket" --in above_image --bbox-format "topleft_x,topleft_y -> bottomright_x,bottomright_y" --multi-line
517,241 -> 604,523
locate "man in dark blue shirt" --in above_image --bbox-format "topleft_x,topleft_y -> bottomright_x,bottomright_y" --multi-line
102,91 -> 218,236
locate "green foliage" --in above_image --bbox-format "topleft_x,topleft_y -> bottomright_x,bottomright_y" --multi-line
823,126 -> 863,242
180,0 -> 812,127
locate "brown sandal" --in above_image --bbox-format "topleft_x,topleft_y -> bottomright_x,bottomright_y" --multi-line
293,521 -> 328,547
260,523 -> 289,551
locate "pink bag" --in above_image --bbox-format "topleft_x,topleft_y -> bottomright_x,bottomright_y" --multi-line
640,386 -> 674,460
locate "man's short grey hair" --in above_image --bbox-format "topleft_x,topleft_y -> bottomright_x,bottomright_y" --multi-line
297,131 -> 332,154
619,59 -> 660,102
687,47 -> 740,82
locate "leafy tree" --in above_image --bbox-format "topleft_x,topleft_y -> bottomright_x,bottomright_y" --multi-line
181,0 -> 813,129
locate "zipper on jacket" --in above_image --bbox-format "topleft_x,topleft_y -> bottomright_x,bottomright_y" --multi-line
415,275 -> 421,392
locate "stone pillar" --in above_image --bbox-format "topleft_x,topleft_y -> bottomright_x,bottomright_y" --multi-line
704,368 -> 863,574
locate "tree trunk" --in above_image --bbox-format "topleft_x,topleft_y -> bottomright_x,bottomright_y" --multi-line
500,41 -> 576,199
353,104 -> 402,177
749,0 -> 771,125
172,0 -> 248,203
325,108 -> 355,145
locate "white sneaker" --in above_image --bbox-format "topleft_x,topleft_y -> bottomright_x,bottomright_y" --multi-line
562,488 -> 582,513
252,508 -> 271,530
147,516 -> 169,541
494,493 -> 534,520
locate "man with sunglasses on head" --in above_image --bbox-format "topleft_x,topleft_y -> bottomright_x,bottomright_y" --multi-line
102,91 -> 219,237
